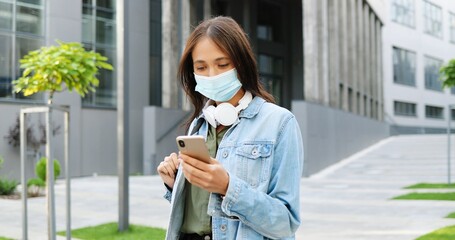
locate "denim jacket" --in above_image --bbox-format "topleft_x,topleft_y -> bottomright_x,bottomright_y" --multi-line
164,96 -> 304,240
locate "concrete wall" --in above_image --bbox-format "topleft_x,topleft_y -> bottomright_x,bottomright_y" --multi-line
142,102 -> 389,178
80,109 -> 117,176
292,100 -> 389,176
143,107 -> 188,175
0,105 -> 25,180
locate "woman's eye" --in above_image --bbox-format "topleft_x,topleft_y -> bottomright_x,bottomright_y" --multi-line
219,63 -> 229,68
195,66 -> 206,71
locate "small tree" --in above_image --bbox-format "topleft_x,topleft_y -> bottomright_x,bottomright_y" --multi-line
12,40 -> 113,104
11,41 -> 113,236
440,59 -> 455,89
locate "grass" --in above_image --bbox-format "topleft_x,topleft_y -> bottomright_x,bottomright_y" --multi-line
392,192 -> 455,201
57,222 -> 166,240
416,225 -> 455,240
405,183 -> 455,189
0,237 -> 13,240
446,212 -> 455,218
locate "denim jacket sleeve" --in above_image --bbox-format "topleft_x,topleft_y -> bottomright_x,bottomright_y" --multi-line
220,115 -> 304,238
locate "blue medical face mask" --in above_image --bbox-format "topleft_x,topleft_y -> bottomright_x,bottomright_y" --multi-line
194,68 -> 242,102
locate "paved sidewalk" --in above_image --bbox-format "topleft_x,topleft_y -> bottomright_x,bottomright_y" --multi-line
1,134 -> 455,239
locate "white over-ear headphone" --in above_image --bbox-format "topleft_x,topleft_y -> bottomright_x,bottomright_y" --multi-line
203,91 -> 253,128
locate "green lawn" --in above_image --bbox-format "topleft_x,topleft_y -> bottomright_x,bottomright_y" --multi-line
392,192 -> 455,201
416,225 -> 455,240
57,222 -> 166,240
405,183 -> 455,189
0,237 -> 13,240
393,187 -> 455,239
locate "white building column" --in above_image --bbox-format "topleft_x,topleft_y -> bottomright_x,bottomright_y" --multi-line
303,0 -> 320,103
339,0 -> 349,111
363,3 -> 371,117
376,20 -> 384,121
328,0 -> 340,108
162,0 -> 180,109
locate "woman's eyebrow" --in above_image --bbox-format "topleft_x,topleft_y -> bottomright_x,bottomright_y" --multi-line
193,57 -> 230,64
193,60 -> 205,64
214,57 -> 230,62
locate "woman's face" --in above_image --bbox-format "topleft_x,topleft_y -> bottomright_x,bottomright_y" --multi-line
192,37 -> 234,77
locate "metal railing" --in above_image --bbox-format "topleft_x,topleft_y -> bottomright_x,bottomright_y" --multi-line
20,105 -> 71,240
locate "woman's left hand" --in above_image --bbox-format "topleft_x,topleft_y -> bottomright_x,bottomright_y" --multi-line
179,153 -> 229,195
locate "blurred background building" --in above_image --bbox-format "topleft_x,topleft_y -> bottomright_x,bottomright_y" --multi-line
383,0 -> 455,134
0,0 -> 418,180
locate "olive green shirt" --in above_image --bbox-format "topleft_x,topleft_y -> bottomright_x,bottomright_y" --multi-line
180,126 -> 228,235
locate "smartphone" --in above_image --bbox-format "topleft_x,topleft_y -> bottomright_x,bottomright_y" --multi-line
176,135 -> 211,163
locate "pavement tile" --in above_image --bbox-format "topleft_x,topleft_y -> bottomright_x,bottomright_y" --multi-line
1,134 -> 455,239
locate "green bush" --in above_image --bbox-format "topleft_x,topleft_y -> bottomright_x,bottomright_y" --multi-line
0,155 -> 4,169
36,157 -> 61,181
0,178 -> 18,195
27,178 -> 45,188
0,155 -> 18,196
27,178 -> 45,197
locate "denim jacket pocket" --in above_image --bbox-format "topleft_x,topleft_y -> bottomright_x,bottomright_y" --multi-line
235,143 -> 273,187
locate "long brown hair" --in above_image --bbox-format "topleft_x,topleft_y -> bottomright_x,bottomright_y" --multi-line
178,16 -> 275,130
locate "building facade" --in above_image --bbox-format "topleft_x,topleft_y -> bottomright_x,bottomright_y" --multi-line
383,0 -> 455,134
0,0 -> 387,180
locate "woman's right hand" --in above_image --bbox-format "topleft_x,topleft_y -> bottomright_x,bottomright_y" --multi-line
157,152 -> 180,189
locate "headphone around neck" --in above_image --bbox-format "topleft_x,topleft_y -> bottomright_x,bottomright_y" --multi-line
202,91 -> 253,128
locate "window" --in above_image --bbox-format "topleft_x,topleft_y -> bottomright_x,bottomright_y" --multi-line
451,87 -> 455,95
391,0 -> 415,28
348,88 -> 353,112
258,54 -> 283,105
82,0 -> 116,107
423,0 -> 442,39
356,92 -> 361,114
450,12 -> 455,43
424,56 -> 443,92
425,105 -> 444,119
452,108 -> 455,120
370,99 -> 374,118
393,47 -> 416,86
149,0 -> 162,106
0,0 -> 45,101
257,0 -> 283,43
339,83 -> 344,109
394,101 -> 417,117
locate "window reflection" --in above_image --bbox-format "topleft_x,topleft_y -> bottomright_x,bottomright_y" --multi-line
18,0 -> 42,5
394,101 -> 417,117
257,0 -> 282,42
423,0 -> 442,39
16,5 -> 43,35
424,56 -> 443,92
450,12 -> 455,43
0,2 -> 13,30
0,0 -> 44,101
259,54 -> 283,103
15,36 -> 44,100
0,34 -> 12,98
82,0 -> 116,107
393,47 -> 416,86
391,0 -> 415,28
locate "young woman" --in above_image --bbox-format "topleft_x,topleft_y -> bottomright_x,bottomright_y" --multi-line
157,16 -> 304,240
